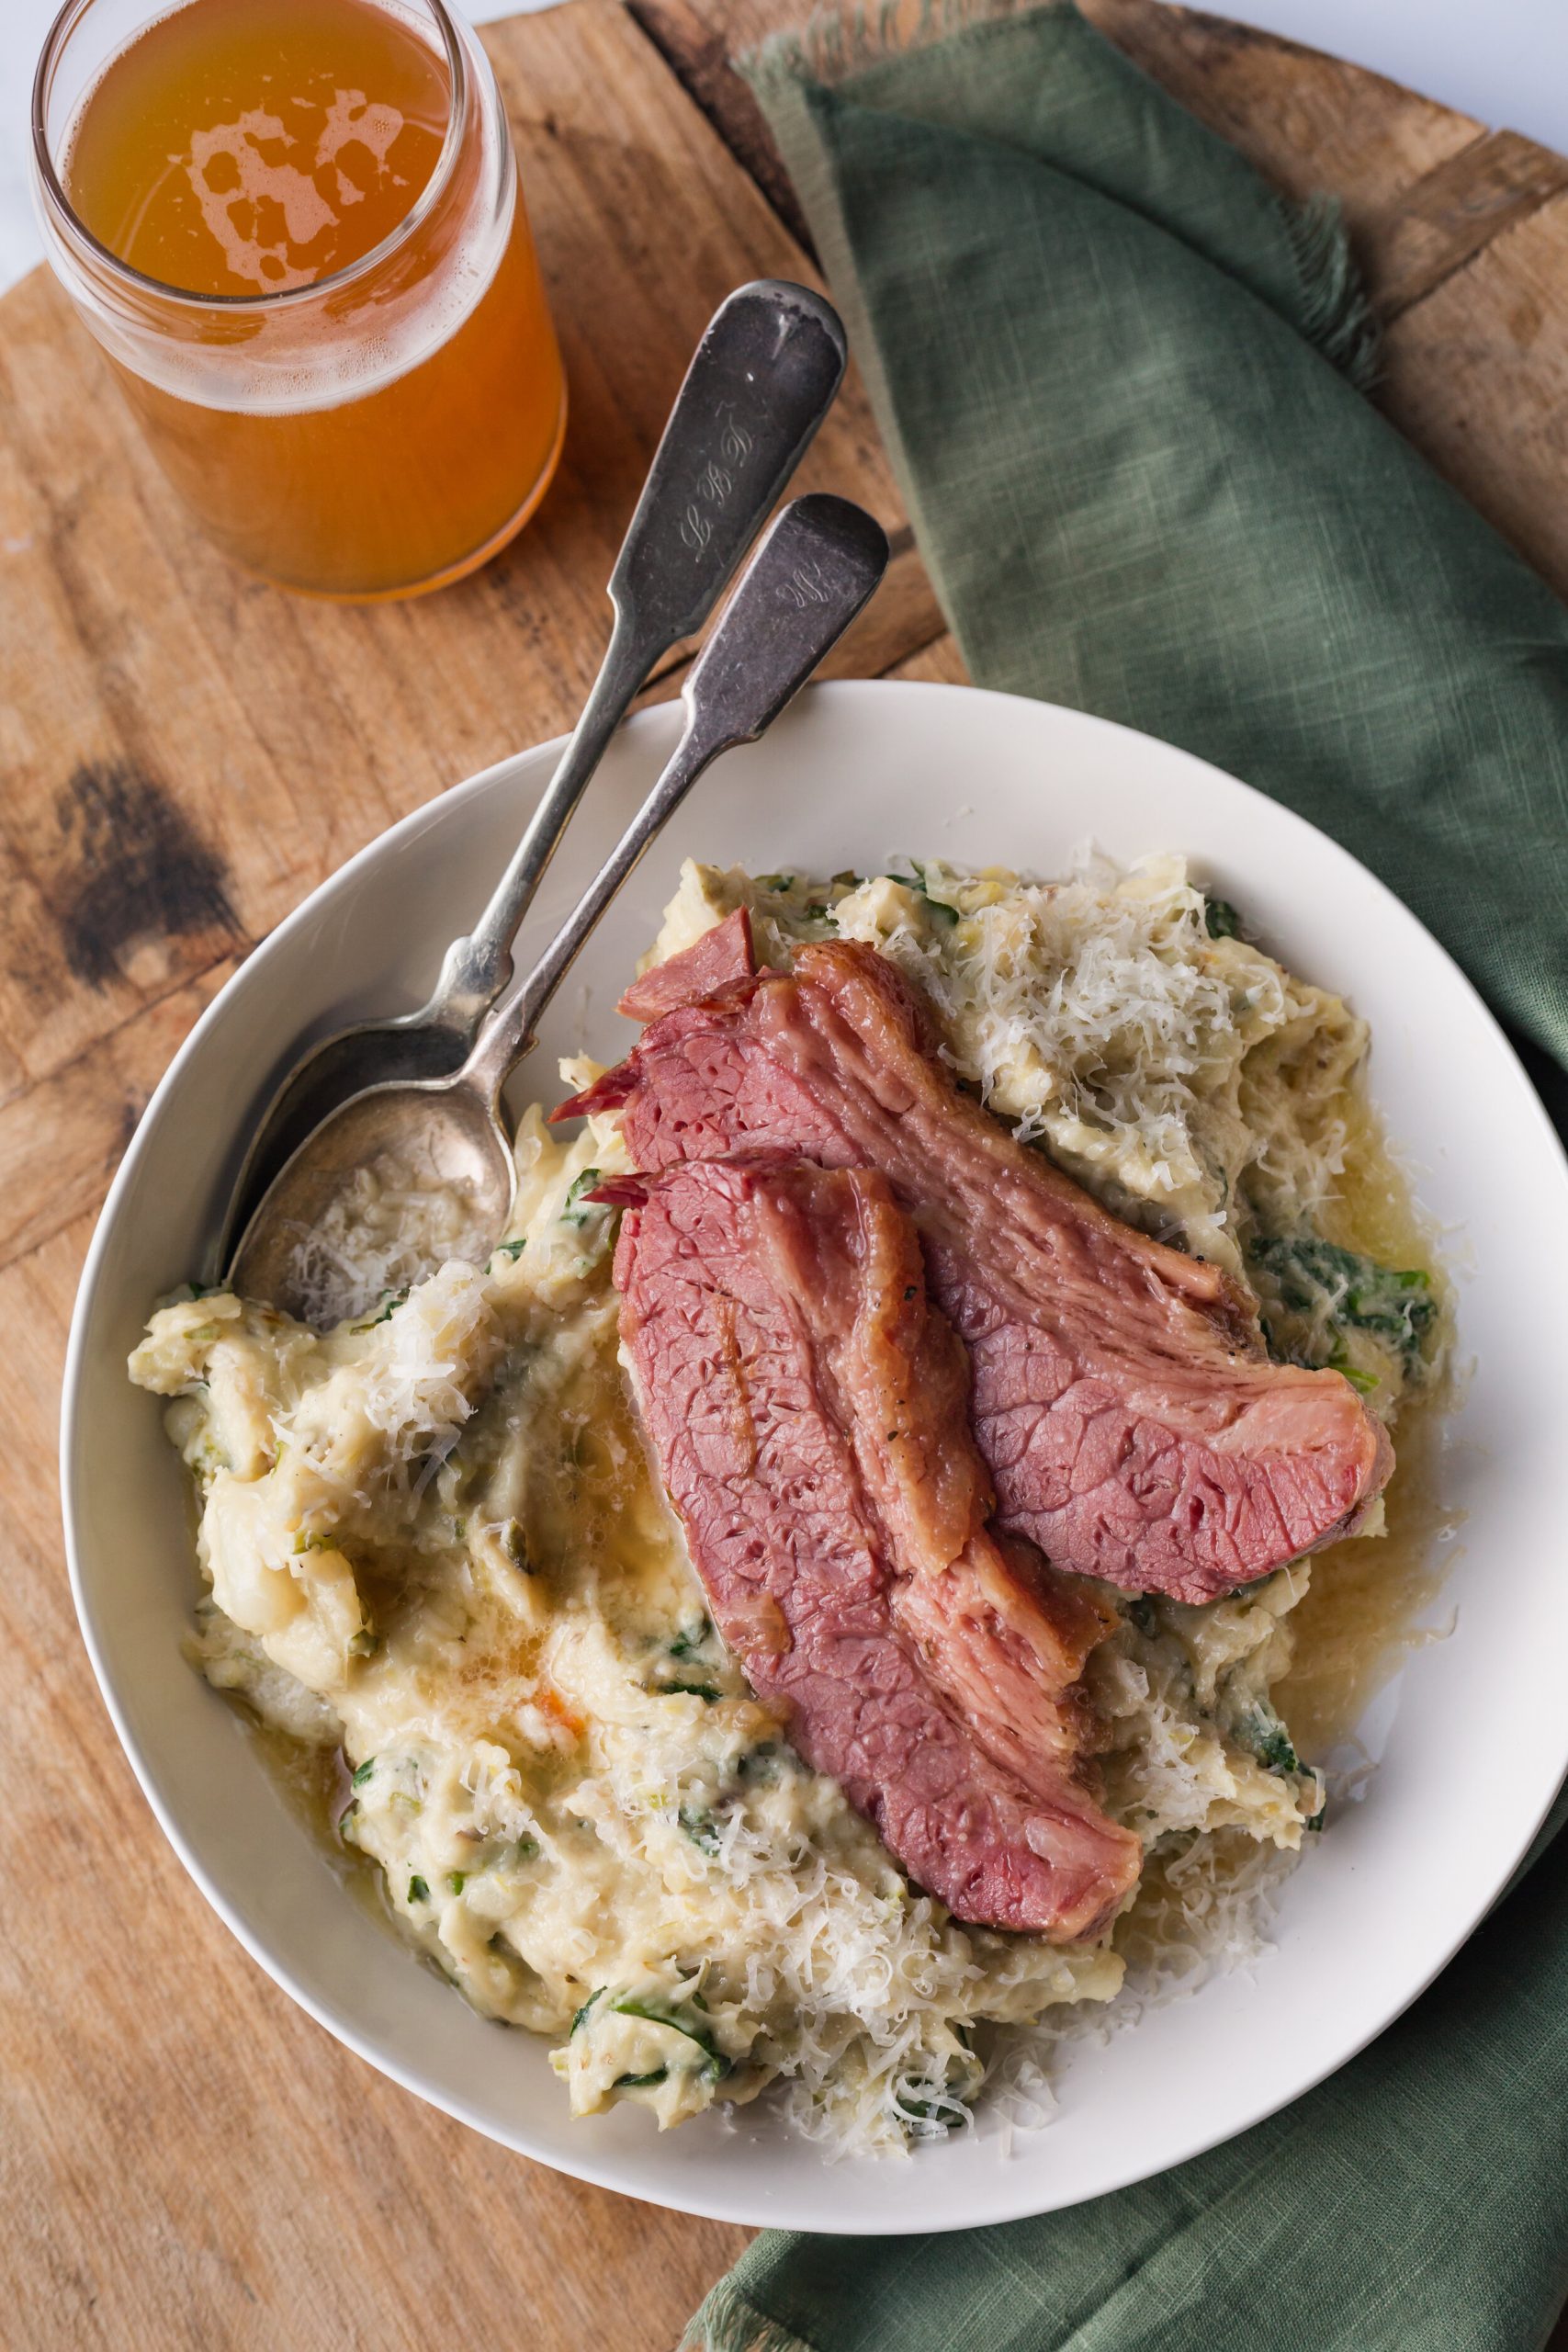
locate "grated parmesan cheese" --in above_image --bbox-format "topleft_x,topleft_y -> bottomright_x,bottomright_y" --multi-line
130,854 -> 1453,2156
649,854 -> 1368,1284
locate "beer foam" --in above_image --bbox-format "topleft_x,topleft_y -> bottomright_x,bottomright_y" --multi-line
55,8 -> 514,418
186,109 -> 343,293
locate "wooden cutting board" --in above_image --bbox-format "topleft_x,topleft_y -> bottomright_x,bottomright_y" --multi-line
2,5 -> 1564,2346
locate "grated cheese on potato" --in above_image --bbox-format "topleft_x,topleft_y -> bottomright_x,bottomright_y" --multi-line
130,854 -> 1451,2155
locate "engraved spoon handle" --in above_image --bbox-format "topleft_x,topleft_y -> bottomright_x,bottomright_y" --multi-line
464,494 -> 888,1102
422,281 -> 847,1041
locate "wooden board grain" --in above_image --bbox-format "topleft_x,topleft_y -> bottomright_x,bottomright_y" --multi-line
631,0 -> 1486,254
0,4 -> 1562,2346
1380,190 -> 1568,602
0,1203 -> 749,2349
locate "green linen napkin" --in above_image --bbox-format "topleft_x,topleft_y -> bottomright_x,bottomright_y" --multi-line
679,7 -> 1568,2348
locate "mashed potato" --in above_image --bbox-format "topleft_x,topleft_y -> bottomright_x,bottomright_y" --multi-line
130,853 -> 1450,2154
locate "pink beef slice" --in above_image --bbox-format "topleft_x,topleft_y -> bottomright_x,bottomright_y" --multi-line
616,906 -> 754,1022
561,936 -> 1393,1605
601,1153 -> 1141,1939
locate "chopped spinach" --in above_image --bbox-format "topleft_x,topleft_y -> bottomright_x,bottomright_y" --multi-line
562,1169 -> 604,1227
514,1835 -> 540,1863
570,1988 -> 604,2036
1237,1706 -> 1303,1778
1203,896 -> 1243,940
660,1680 -> 722,1702
609,1995 -> 732,2082
754,873 -> 795,892
446,1872 -> 467,1896
669,1617 -> 712,1660
677,1804 -> 723,1858
1249,1235 -> 1436,1373
350,1287 -> 408,1332
351,1756 -> 377,1789
408,1875 -> 430,1905
900,861 -> 959,925
1254,1725 -> 1302,1776
492,1238 -> 527,1262
613,2068 -> 670,2089
1329,1349 -> 1381,1396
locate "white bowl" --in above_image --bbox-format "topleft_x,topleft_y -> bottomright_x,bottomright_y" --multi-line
62,680 -> 1568,2233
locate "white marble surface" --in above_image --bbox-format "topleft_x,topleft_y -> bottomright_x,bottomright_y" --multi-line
3,0 -> 1565,297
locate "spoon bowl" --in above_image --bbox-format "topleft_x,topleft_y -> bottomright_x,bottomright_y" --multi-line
222,1080 -> 512,1325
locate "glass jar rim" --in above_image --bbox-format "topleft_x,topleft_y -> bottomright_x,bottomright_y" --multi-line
30,0 -> 471,314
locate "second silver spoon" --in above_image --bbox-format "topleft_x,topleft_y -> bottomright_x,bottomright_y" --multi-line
218,279 -> 847,1259
228,492 -> 889,1323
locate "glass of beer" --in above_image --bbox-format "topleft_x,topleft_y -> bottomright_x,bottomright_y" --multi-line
31,0 -> 568,600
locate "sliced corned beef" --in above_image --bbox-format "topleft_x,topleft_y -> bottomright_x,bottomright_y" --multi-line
617,906 -> 754,1022
562,936 -> 1393,1604
601,1154 -> 1140,1939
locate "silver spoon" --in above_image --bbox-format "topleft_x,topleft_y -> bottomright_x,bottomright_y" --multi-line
218,279 -> 847,1259
228,492 -> 889,1322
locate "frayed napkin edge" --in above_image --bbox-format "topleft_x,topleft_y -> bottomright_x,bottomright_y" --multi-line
741,0 -> 1072,89
738,0 -> 1380,391
680,2275 -> 819,2352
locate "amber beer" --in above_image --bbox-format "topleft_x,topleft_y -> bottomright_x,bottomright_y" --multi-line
32,0 -> 566,598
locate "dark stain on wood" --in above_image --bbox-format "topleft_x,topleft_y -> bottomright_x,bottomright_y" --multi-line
54,762 -> 238,989
117,1091 -> 147,1153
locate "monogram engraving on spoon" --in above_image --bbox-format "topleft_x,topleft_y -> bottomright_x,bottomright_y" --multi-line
716,405 -> 753,465
681,450 -> 739,550
781,559 -> 832,609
